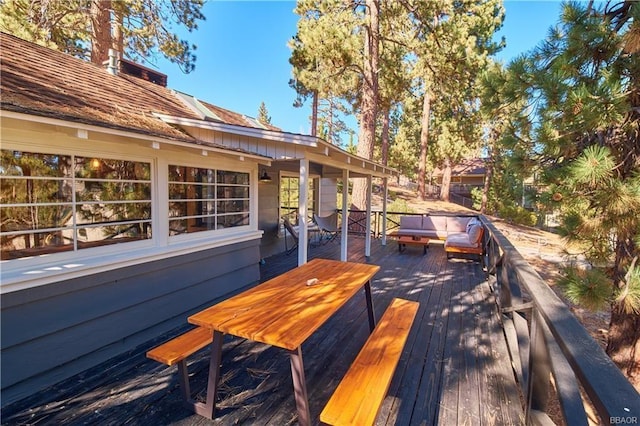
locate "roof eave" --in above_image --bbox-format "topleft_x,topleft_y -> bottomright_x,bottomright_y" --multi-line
0,109 -> 272,165
155,113 -> 318,147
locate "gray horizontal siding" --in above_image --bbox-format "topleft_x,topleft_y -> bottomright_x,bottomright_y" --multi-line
1,239 -> 261,406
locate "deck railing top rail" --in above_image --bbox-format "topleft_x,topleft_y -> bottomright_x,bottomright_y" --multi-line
480,215 -> 640,425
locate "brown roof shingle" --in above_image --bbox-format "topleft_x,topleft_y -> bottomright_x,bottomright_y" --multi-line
0,32 -> 281,143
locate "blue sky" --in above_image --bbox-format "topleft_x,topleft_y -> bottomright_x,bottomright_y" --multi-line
157,1 -> 564,137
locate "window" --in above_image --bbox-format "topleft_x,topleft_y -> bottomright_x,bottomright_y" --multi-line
1,149 -> 152,260
279,175 -> 316,225
168,165 -> 249,235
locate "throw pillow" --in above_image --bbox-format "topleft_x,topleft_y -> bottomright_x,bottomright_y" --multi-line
466,217 -> 481,233
468,224 -> 482,245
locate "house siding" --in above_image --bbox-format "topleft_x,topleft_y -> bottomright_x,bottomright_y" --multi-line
319,178 -> 338,216
0,239 -> 261,407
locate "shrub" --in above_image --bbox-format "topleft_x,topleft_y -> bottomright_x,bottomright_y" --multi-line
498,205 -> 537,226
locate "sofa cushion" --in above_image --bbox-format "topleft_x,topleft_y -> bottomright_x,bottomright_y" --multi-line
400,216 -> 422,229
422,216 -> 448,232
444,232 -> 476,249
447,216 -> 470,233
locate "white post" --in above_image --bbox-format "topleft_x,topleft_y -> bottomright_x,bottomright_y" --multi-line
365,175 -> 372,258
341,169 -> 349,261
382,177 -> 388,246
298,158 -> 309,266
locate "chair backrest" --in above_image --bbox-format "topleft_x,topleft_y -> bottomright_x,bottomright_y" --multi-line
314,213 -> 338,232
282,217 -> 299,241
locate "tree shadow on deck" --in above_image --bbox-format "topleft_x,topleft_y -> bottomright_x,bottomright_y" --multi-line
1,238 -> 523,425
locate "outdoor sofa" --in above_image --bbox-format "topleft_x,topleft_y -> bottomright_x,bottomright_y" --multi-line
391,215 -> 484,257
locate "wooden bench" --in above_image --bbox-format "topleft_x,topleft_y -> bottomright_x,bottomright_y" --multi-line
320,297 -> 419,426
146,326 -> 213,403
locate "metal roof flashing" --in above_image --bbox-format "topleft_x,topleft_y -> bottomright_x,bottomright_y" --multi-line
172,90 -> 224,122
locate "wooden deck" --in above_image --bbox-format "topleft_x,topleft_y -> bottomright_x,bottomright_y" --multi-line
1,237 -> 524,425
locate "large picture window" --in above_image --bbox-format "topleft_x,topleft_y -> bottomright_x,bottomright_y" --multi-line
1,150 -> 152,260
168,165 -> 249,235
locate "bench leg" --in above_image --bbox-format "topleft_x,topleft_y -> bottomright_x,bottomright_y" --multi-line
192,330 -> 223,419
177,360 -> 191,402
289,347 -> 311,426
364,280 -> 376,333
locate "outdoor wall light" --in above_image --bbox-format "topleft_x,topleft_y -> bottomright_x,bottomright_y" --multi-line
259,169 -> 272,182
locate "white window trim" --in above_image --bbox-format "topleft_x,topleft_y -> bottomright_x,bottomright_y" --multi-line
1,144 -> 262,294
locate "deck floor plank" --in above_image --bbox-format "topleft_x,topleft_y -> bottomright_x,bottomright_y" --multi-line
1,237 -> 524,426
392,252 -> 451,426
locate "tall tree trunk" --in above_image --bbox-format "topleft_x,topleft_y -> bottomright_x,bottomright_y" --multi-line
418,91 -> 431,200
607,238 -> 640,391
328,98 -> 335,144
381,107 -> 390,166
607,303 -> 640,390
439,157 -> 452,202
481,145 -> 494,214
311,90 -> 318,136
352,0 -> 380,210
90,0 -> 111,65
112,6 -> 123,54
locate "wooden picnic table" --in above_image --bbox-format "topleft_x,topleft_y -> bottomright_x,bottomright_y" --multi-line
188,258 -> 380,425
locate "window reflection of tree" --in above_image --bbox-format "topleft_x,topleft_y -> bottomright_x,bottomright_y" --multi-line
1,151 -> 74,256
75,156 -> 151,244
0,150 -> 151,259
167,167 -> 249,235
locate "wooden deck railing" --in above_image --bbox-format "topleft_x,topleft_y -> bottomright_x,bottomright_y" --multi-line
479,216 -> 640,426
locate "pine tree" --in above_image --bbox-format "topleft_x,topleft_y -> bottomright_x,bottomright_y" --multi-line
289,1 -> 361,141
0,0 -> 205,72
257,101 -> 272,125
503,1 -> 640,388
351,0 -> 381,210
404,0 -> 505,201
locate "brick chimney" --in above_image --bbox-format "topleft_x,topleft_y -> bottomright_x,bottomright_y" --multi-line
118,58 -> 167,87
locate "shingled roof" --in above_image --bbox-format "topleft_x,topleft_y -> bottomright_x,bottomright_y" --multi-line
433,158 -> 487,177
0,32 -> 280,143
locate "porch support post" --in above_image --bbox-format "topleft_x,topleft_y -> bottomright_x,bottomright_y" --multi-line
365,174 -> 372,258
341,169 -> 349,261
298,158 -> 309,266
381,177 -> 388,246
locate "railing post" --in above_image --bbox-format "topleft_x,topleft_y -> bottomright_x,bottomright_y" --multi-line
526,309 -> 551,424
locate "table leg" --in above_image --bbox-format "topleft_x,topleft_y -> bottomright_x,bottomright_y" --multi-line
289,347 -> 311,426
364,280 -> 376,332
192,330 -> 223,419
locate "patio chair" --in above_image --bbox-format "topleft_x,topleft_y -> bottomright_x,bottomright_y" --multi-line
313,213 -> 339,244
282,217 -> 299,255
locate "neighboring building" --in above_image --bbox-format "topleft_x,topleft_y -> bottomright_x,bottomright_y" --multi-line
431,158 -> 486,196
0,33 -> 395,406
